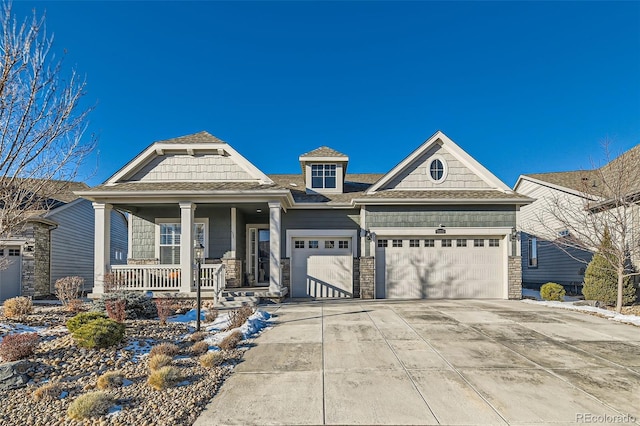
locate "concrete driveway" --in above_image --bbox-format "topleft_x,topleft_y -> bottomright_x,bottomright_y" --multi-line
194,300 -> 640,425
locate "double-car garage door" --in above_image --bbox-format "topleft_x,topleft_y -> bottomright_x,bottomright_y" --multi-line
291,237 -> 353,298
375,236 -> 505,299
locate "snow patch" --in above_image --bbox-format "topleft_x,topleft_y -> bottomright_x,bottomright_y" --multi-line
522,288 -> 582,302
203,310 -> 272,347
522,299 -> 640,326
123,338 -> 156,362
106,405 -> 123,417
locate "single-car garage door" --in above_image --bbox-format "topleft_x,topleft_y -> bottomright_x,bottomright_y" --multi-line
375,237 -> 504,299
291,237 -> 353,298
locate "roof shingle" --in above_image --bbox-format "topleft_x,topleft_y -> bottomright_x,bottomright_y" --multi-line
299,146 -> 348,158
156,131 -> 226,145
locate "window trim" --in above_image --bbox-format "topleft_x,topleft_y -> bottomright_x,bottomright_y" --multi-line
528,237 -> 538,268
311,164 -> 337,189
427,155 -> 448,184
155,218 -> 209,263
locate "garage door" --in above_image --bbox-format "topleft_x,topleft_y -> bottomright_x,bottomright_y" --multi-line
291,237 -> 353,298
375,237 -> 504,299
0,247 -> 22,301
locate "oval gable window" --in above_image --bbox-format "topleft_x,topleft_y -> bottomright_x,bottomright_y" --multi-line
429,158 -> 446,182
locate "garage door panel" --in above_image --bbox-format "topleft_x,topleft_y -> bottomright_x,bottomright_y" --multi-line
378,238 -> 504,299
306,255 -> 353,298
292,237 -> 353,298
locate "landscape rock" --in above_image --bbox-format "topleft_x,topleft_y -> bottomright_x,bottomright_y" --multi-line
0,359 -> 33,390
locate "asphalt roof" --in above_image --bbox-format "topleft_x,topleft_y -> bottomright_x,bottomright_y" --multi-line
156,131 -> 226,145
299,146 -> 348,158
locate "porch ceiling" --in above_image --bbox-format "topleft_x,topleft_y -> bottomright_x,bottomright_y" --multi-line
117,202 -> 271,222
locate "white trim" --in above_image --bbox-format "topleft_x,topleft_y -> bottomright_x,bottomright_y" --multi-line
366,131 -> 512,194
154,217 -> 210,260
230,207 -> 237,258
352,197 -> 533,206
360,206 -> 367,257
502,233 -> 509,299
426,155 -> 448,184
107,141 -> 274,185
369,226 -> 512,237
285,229 -> 358,258
304,163 -> 344,194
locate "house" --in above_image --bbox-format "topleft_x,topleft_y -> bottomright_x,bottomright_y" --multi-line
77,130 -> 533,300
514,144 -> 640,291
0,181 -> 129,302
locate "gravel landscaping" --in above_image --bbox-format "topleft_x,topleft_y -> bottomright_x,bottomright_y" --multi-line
0,302 -> 270,426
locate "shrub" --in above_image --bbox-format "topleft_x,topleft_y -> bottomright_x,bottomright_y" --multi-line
227,305 -> 253,330
582,229 -> 637,306
149,343 -> 180,358
67,299 -> 85,313
219,331 -> 243,351
0,333 -> 39,361
540,282 -> 566,301
148,354 -> 173,371
66,312 -> 107,333
189,331 -> 207,342
93,292 -> 157,320
199,351 -> 224,368
190,341 -> 209,356
147,366 -> 182,390
105,299 -> 126,322
71,318 -> 125,349
67,391 -> 114,420
3,297 -> 33,319
155,298 -> 174,325
55,276 -> 84,309
204,308 -> 218,323
32,382 -> 62,401
97,371 -> 124,389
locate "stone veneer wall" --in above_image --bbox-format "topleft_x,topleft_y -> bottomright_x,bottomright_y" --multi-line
508,256 -> 522,300
359,257 -> 375,299
352,258 -> 360,298
281,258 -> 290,293
15,223 -> 51,298
221,258 -> 242,288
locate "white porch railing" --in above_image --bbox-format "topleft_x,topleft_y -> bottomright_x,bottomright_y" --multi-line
110,264 -> 226,296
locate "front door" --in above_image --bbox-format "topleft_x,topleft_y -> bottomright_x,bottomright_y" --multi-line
247,227 -> 270,286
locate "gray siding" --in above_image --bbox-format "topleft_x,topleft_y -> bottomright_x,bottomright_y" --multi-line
129,206 -> 233,261
521,232 -> 592,288
129,154 -> 253,182
48,199 -> 128,292
281,209 -> 361,256
366,205 -> 516,228
131,215 -> 155,259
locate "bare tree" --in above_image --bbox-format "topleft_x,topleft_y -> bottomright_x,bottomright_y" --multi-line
523,141 -> 640,313
0,1 -> 95,238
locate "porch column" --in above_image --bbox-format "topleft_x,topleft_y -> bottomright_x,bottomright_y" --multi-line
268,202 -> 282,294
179,202 -> 196,293
93,202 -> 112,295
230,207 -> 237,258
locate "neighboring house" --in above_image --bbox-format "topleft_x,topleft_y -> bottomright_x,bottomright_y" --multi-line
0,182 -> 128,301
77,131 -> 533,300
514,144 -> 640,291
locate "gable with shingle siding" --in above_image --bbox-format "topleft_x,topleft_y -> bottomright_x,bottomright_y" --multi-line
128,153 -> 254,182
382,144 -> 490,190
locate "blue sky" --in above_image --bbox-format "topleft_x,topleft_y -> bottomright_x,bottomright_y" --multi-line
11,1 -> 640,187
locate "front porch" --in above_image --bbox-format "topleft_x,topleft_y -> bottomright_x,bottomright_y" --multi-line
91,200 -> 290,299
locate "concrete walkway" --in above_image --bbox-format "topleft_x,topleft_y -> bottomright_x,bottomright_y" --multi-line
194,300 -> 640,425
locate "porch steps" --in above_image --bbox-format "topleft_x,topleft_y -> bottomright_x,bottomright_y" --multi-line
216,295 -> 260,308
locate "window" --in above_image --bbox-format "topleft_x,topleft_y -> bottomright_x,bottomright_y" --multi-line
409,239 -> 420,247
489,238 -> 500,247
456,239 -> 467,247
377,239 -> 388,248
441,239 -> 452,247
311,164 -> 336,189
338,240 -> 349,249
424,239 -> 435,247
324,240 -> 335,249
114,249 -> 124,261
294,240 -> 305,249
474,239 -> 484,247
159,222 -> 206,264
8,249 -> 19,256
429,158 -> 446,182
528,237 -> 538,267
0,249 -> 4,256
309,240 -> 319,249
392,239 -> 403,247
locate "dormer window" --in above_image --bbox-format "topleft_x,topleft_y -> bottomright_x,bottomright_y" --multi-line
311,164 -> 337,189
